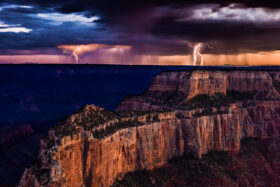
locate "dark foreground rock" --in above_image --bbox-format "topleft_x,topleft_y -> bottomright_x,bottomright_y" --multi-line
114,138 -> 280,187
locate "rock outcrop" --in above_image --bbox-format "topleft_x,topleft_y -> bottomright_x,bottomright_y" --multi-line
117,70 -> 280,111
19,70 -> 280,187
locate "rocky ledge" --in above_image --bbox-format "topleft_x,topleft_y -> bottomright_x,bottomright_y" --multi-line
19,70 -> 280,187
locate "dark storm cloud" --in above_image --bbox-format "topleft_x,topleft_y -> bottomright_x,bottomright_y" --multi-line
148,4 -> 280,54
1,0 -> 280,56
0,2 -> 114,54
150,16 -> 280,54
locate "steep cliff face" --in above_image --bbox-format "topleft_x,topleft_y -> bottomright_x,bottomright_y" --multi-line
117,70 -> 280,111
148,70 -> 278,95
19,70 -> 280,187
115,138 -> 280,187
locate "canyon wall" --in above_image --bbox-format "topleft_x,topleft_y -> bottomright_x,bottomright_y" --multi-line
117,70 -> 280,111
19,70 -> 280,187
148,70 -> 278,96
115,137 -> 280,186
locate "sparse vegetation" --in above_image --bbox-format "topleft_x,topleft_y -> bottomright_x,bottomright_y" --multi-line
192,108 -> 229,117
182,90 -> 269,111
183,93 -> 230,110
175,112 -> 187,119
134,91 -> 187,107
49,105 -> 171,139
31,159 -> 51,185
50,88 -> 272,140
93,120 -> 144,139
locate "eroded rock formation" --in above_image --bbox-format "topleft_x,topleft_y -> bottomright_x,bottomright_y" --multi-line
19,70 -> 280,187
117,70 -> 280,111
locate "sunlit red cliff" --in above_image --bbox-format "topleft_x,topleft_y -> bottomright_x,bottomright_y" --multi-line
19,69 -> 280,186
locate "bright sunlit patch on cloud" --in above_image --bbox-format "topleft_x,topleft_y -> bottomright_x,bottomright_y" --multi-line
0,4 -> 33,11
37,13 -> 100,25
0,21 -> 32,33
180,4 -> 280,23
0,21 -> 11,27
0,27 -> 32,33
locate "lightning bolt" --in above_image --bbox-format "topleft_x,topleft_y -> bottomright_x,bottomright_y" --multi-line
62,46 -> 81,63
72,46 -> 81,63
58,44 -> 132,64
192,43 -> 213,66
193,43 -> 203,66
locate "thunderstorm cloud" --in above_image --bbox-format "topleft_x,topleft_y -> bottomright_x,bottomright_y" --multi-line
1,0 -> 280,64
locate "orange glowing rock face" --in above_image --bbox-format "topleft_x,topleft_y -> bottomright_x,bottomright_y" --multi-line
57,44 -> 131,63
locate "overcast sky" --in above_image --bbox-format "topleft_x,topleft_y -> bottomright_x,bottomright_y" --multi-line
1,0 -> 280,65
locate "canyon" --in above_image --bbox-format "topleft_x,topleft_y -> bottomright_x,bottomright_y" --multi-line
0,125 -> 42,186
19,70 -> 280,187
0,125 -> 34,149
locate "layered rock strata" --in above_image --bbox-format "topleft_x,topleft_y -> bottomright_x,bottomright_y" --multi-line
117,70 -> 280,111
115,137 -> 280,186
19,70 -> 280,187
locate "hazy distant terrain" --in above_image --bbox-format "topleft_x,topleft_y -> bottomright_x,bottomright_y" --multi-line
0,131 -> 42,186
0,65 -> 194,131
1,65 -> 279,131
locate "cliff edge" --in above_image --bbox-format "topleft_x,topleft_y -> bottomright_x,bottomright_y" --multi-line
19,70 -> 280,187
